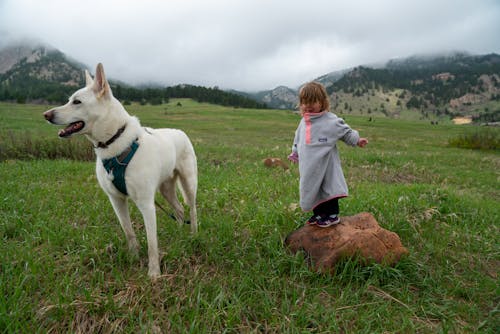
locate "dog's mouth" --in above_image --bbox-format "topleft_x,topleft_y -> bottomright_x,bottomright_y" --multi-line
58,121 -> 85,138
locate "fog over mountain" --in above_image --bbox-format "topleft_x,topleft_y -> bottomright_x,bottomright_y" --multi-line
1,0 -> 499,91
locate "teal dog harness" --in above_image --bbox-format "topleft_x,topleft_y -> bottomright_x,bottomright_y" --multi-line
102,140 -> 139,195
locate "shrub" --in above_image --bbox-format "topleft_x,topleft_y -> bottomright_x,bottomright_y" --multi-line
448,127 -> 500,150
0,130 -> 94,161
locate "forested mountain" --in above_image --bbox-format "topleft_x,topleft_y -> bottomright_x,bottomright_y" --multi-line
0,44 -> 86,103
327,53 -> 500,122
248,52 -> 500,122
1,42 -> 499,121
0,43 -> 267,109
251,86 -> 299,110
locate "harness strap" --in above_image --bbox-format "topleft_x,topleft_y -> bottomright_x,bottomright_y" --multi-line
102,140 -> 139,195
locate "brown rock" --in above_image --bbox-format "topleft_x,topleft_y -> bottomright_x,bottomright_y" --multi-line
263,157 -> 289,170
284,212 -> 408,273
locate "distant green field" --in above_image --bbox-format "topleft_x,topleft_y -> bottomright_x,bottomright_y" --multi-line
0,100 -> 498,333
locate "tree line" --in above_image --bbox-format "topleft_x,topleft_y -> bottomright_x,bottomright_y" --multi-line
112,84 -> 267,109
0,76 -> 267,109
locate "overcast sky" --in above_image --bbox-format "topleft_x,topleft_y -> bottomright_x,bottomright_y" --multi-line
1,0 -> 499,91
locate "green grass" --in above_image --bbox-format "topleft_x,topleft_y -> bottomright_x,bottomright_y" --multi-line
0,100 -> 499,333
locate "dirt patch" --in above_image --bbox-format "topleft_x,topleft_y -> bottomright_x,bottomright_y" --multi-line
452,117 -> 473,125
353,165 -> 426,184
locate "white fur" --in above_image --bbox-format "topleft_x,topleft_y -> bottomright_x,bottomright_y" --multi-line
44,63 -> 198,278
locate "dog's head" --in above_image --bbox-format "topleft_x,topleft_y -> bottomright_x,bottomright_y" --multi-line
43,63 -> 115,138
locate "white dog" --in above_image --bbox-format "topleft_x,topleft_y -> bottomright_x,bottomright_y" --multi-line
44,63 -> 198,278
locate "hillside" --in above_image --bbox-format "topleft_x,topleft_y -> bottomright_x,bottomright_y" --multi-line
248,53 -> 500,123
0,43 -> 266,109
0,43 -> 86,103
1,42 -> 499,121
328,53 -> 500,122
252,86 -> 299,110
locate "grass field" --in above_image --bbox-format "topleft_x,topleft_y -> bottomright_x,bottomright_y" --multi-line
0,100 -> 499,333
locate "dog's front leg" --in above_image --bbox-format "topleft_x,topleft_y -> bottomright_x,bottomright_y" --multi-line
108,195 -> 139,257
136,200 -> 161,278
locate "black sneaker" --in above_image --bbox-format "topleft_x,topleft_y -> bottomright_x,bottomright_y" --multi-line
307,215 -> 322,226
316,215 -> 340,228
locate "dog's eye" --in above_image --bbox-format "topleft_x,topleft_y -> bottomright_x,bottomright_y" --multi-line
73,99 -> 82,105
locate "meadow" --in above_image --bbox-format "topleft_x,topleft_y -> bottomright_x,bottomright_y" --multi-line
0,100 -> 498,333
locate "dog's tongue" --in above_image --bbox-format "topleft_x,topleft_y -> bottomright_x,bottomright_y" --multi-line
59,121 -> 84,137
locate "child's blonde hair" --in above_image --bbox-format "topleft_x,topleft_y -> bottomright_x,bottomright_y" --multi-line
299,82 -> 330,111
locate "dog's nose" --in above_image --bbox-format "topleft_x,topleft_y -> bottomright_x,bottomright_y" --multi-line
44,110 -> 54,121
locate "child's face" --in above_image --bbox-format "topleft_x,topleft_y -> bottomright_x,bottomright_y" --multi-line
300,101 -> 322,114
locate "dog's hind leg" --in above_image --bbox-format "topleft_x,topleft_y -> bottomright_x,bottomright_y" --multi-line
159,178 -> 185,226
135,197 -> 161,278
178,171 -> 198,234
108,195 -> 139,257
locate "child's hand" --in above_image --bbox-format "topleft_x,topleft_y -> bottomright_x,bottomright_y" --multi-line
288,151 -> 299,163
357,138 -> 368,148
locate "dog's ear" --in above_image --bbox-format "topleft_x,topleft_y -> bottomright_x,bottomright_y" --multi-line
85,70 -> 94,86
93,63 -> 112,99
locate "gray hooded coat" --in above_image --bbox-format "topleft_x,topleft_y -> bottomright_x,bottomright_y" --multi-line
291,111 -> 360,211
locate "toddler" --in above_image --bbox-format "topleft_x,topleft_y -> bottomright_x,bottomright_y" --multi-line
288,82 -> 368,227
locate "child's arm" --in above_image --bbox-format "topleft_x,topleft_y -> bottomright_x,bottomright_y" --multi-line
333,117 -> 360,146
332,116 -> 368,148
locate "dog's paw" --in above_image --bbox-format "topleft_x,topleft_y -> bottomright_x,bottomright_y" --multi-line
148,268 -> 161,279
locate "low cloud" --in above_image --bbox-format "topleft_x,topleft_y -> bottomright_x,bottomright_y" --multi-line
1,0 -> 499,91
